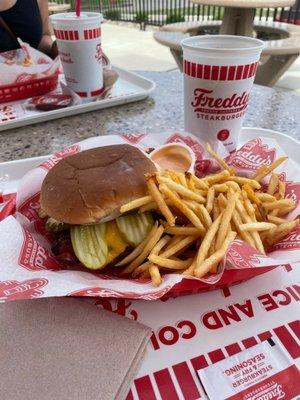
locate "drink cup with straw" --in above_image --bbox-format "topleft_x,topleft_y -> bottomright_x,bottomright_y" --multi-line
50,0 -> 103,99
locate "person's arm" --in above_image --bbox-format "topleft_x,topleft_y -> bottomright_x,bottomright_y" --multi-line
37,0 -> 58,58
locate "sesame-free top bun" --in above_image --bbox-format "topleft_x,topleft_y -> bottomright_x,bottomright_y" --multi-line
40,144 -> 156,225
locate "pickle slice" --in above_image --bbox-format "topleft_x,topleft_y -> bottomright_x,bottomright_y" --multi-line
106,221 -> 128,264
116,212 -> 154,247
45,217 -> 69,232
70,224 -> 108,270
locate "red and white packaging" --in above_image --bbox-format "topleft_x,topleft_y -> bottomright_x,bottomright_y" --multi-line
50,12 -> 104,98
198,338 -> 300,400
0,40 -> 60,103
182,35 -> 264,153
0,132 -> 299,302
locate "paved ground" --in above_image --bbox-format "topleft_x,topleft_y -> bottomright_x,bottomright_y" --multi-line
102,21 -> 300,93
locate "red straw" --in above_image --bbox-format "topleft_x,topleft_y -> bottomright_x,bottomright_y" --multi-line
76,0 -> 81,17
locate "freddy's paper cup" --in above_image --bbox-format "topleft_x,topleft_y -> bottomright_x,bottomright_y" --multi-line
182,35 -> 264,153
50,12 -> 103,98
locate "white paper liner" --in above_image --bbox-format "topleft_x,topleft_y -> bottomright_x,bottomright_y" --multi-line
0,132 -> 299,301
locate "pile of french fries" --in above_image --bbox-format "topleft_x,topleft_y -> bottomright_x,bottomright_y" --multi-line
117,144 -> 299,287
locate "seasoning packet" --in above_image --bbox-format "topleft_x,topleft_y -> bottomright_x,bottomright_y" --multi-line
198,338 -> 300,400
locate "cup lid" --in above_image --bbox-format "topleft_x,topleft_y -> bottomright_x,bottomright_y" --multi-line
50,12 -> 103,23
182,35 -> 264,54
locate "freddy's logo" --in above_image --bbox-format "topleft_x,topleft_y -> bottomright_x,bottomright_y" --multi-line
122,133 -> 145,144
18,192 -> 40,221
226,240 -> 268,268
284,181 -> 300,204
226,139 -> 276,171
269,225 -> 300,252
250,383 -> 285,400
40,144 -> 80,171
19,229 -> 61,271
95,43 -> 102,63
0,278 -> 48,302
191,88 -> 250,114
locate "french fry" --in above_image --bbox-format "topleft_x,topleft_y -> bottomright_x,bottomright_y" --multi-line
182,257 -> 197,276
263,199 -> 295,211
276,204 -> 297,216
236,198 -> 265,254
278,180 -> 286,199
210,261 -> 219,274
194,231 -> 237,278
148,254 -> 193,269
232,209 -> 256,248
256,193 -> 276,202
164,226 -> 201,236
267,215 -> 288,225
198,204 -> 212,228
206,143 -> 235,174
204,170 -> 230,184
162,235 -> 200,258
196,214 -> 222,266
185,172 -> 196,191
243,184 -> 267,221
225,181 -> 240,191
160,184 -> 205,231
253,165 -> 268,181
147,177 -> 175,226
242,190 -> 256,218
121,225 -> 164,274
151,235 -> 171,255
206,187 -> 215,214
177,172 -> 188,187
254,156 -> 287,182
191,175 -> 209,190
132,261 -> 151,278
215,191 -> 239,250
139,198 -> 172,213
219,193 -> 256,248
208,237 -> 216,257
149,264 -> 162,286
213,183 -> 228,193
239,222 -> 276,232
120,195 -> 153,213
183,199 -> 200,213
165,170 -> 181,184
116,223 -> 159,266
267,173 -> 279,195
264,219 -> 299,247
157,175 -> 205,203
228,177 -> 261,190
217,194 -> 225,213
213,199 -> 220,220
164,235 -> 183,251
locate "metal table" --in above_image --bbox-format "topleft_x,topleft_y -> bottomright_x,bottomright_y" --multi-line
190,0 -> 295,36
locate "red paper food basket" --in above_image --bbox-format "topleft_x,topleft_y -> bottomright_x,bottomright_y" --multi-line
0,133 -> 299,302
0,72 -> 59,104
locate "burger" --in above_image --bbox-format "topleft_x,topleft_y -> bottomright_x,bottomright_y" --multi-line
40,144 -> 157,270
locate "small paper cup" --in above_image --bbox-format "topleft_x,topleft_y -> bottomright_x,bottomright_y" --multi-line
149,143 -> 196,172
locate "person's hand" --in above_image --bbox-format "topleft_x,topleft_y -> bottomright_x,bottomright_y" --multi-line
50,40 -> 58,59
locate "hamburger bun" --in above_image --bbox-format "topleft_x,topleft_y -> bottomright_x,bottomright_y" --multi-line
40,144 -> 156,225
